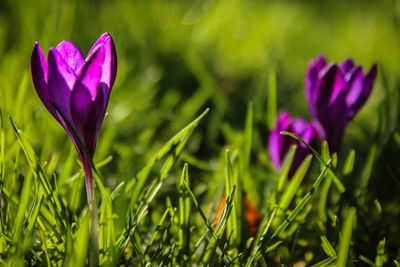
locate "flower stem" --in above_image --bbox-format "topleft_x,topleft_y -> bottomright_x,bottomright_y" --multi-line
83,160 -> 99,267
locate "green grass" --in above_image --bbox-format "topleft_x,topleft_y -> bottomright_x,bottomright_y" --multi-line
0,0 -> 400,265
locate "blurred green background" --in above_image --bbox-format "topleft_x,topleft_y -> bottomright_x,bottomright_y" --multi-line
1,0 -> 397,166
1,0 -> 400,263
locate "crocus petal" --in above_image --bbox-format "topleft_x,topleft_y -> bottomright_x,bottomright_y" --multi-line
70,45 -> 105,155
292,118 -> 318,147
268,128 -> 284,169
70,84 -> 104,156
292,118 -> 309,136
339,58 -> 354,77
48,48 -> 77,124
328,67 -> 347,106
56,41 -> 85,72
79,44 -> 105,100
305,56 -> 377,152
346,66 -> 364,108
305,55 -> 326,117
88,33 -> 117,90
353,64 -> 377,112
269,112 -> 321,177
268,112 -> 292,169
313,64 -> 338,123
31,43 -> 58,117
276,111 -> 291,130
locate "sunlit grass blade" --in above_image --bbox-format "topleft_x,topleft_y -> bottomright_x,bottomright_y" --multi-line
178,163 -> 191,260
9,116 -> 67,234
25,190 -> 44,236
280,131 -> 345,193
13,171 -> 33,244
225,149 -> 239,248
110,181 -> 125,201
69,172 -> 84,214
146,218 -> 173,265
144,208 -> 171,261
337,207 -> 356,267
184,180 -> 223,245
203,185 -> 235,265
117,178 -> 164,251
245,207 -> 277,267
99,187 -> 116,266
65,212 -> 90,267
127,108 -> 209,205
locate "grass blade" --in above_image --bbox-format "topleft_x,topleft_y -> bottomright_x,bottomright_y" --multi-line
279,154 -> 312,210
337,207 -> 356,267
178,163 -> 191,260
280,131 -> 345,193
270,159 -> 331,241
375,238 -> 385,267
127,108 -> 209,205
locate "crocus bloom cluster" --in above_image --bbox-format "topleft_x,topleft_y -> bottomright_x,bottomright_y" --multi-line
268,111 -> 320,176
305,55 -> 377,151
31,33 -> 117,202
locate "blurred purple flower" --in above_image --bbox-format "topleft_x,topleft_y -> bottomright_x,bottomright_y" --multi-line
305,55 -> 377,151
268,111 -> 320,176
31,33 -> 117,202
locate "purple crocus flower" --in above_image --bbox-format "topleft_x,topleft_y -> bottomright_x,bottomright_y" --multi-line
268,111 -> 320,177
305,55 -> 377,152
31,33 -> 117,203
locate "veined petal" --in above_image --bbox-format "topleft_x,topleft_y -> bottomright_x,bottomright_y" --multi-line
77,45 -> 105,101
48,48 -> 76,124
88,33 -> 117,90
56,41 -> 85,72
31,42 -> 57,117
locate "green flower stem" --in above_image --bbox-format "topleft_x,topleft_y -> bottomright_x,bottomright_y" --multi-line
83,158 -> 99,267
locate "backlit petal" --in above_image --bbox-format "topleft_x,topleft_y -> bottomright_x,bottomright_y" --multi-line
48,48 -> 76,124
88,33 -> 117,90
56,41 -> 85,72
